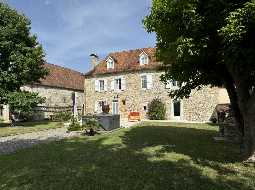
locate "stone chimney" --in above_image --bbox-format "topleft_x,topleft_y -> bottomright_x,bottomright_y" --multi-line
90,54 -> 99,69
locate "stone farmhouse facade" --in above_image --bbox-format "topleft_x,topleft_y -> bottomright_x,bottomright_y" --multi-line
84,48 -> 230,122
0,63 -> 84,122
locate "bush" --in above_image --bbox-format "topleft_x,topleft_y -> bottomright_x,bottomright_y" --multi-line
82,117 -> 102,136
147,98 -> 166,120
67,117 -> 102,136
52,111 -> 72,122
67,117 -> 83,132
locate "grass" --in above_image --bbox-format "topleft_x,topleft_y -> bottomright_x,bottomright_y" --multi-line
0,121 -> 63,137
0,122 -> 254,190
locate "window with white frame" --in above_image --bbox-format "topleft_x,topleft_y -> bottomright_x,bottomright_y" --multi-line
111,76 -> 125,91
95,79 -> 107,92
166,80 -> 180,89
141,74 -> 152,90
141,75 -> 148,89
115,78 -> 122,90
107,57 -> 114,69
139,53 -> 149,65
99,80 -> 105,91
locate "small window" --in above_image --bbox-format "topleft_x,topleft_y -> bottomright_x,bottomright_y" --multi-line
172,81 -> 180,87
143,106 -> 147,111
107,57 -> 114,69
140,54 -> 149,65
115,78 -> 122,90
141,75 -> 148,89
166,80 -> 180,89
99,80 -> 105,91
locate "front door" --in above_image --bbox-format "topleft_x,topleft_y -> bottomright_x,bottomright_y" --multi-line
112,100 -> 119,115
172,100 -> 181,120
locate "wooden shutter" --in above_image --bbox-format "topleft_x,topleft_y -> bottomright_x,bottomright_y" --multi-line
95,80 -> 99,92
121,77 -> 126,90
104,79 -> 108,91
111,80 -> 115,91
147,74 -> 153,89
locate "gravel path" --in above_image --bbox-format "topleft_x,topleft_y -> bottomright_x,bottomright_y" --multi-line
0,121 -> 139,155
0,128 -> 80,155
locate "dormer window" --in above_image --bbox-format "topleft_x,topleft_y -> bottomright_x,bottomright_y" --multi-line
107,57 -> 114,69
139,53 -> 149,65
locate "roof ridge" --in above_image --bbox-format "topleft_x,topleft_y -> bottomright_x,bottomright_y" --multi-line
45,63 -> 84,75
107,47 -> 155,56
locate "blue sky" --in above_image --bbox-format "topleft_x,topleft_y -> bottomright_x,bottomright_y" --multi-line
5,0 -> 156,72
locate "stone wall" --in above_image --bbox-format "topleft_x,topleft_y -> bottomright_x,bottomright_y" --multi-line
84,71 -> 229,122
21,85 -> 84,119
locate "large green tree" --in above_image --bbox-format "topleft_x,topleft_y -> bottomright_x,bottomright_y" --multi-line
8,91 -> 45,120
0,3 -> 48,104
144,0 -> 255,161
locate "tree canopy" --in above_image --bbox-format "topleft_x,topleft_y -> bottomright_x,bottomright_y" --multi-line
8,91 -> 45,119
0,3 -> 48,104
144,0 -> 255,161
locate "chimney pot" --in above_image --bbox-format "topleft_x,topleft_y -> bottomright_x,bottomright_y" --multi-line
90,54 -> 99,69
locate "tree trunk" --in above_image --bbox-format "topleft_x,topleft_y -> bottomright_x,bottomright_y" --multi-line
224,80 -> 244,136
243,97 -> 255,161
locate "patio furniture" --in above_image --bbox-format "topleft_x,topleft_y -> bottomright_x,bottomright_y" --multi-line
128,112 -> 141,122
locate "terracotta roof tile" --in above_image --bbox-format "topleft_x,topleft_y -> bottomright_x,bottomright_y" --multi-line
39,63 -> 84,91
85,47 -> 161,77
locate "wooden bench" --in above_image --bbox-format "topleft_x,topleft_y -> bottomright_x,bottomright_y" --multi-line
128,112 -> 141,122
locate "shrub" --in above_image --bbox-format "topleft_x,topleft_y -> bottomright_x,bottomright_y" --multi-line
147,98 -> 166,120
52,111 -> 72,122
67,117 -> 83,132
82,117 -> 102,136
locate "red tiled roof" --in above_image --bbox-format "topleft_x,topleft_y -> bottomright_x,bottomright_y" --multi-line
39,63 -> 84,91
85,47 -> 161,77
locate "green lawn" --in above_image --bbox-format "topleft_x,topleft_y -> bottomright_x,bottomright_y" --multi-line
0,122 -> 254,190
0,121 -> 63,137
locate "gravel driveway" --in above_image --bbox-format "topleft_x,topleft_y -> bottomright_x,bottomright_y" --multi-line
0,127 -> 80,155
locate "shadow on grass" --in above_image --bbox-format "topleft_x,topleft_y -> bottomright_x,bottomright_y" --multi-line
0,125 -> 253,190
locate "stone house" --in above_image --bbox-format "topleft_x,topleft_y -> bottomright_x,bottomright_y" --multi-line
84,48 -> 230,122
0,63 -> 84,122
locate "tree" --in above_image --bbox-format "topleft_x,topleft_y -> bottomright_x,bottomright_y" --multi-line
0,3 -> 48,104
7,91 -> 45,120
144,0 -> 255,161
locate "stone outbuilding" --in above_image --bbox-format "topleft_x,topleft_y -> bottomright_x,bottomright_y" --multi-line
0,63 -> 84,122
84,47 -> 230,122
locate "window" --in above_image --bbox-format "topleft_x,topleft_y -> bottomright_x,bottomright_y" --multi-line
107,57 -> 114,69
141,75 -> 148,89
139,54 -> 149,65
99,80 -> 105,91
115,78 -> 122,90
172,81 -> 180,88
111,76 -> 125,91
141,74 -> 153,90
95,79 -> 107,92
166,80 -> 180,89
